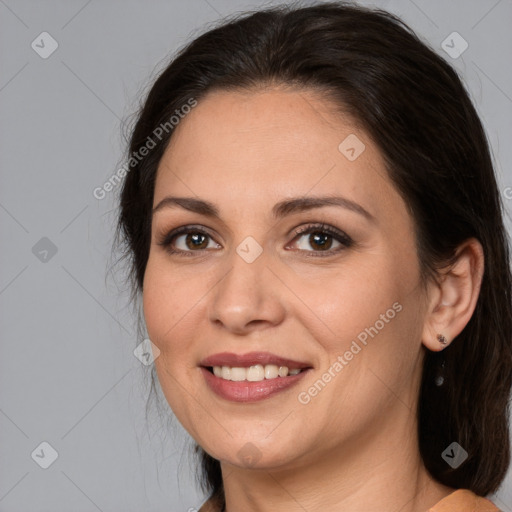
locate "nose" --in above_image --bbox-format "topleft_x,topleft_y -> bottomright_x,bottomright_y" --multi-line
208,244 -> 286,335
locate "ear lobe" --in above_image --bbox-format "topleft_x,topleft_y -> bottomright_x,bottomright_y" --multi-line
421,238 -> 485,352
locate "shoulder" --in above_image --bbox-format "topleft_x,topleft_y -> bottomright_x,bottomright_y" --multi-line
198,496 -> 222,512
429,489 -> 501,511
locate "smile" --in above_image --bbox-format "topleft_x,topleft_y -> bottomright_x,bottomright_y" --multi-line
210,364 -> 303,381
199,351 -> 313,402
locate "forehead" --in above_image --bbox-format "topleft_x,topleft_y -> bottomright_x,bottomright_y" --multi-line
153,87 -> 398,218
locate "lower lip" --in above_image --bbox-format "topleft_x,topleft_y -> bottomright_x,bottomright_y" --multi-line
200,367 -> 311,402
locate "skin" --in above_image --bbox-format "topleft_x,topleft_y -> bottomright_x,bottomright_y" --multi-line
142,86 -> 484,512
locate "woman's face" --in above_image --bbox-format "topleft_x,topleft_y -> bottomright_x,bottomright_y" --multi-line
143,87 -> 429,470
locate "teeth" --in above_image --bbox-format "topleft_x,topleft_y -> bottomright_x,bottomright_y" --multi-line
211,364 -> 304,381
247,364 -> 264,381
230,367 -> 247,381
264,364 -> 279,379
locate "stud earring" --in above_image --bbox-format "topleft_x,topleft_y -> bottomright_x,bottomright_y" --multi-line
435,335 -> 448,386
437,334 -> 448,345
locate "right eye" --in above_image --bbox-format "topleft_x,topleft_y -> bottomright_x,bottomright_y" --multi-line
157,225 -> 221,256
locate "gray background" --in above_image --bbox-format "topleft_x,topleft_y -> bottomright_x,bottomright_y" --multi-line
1,0 -> 511,511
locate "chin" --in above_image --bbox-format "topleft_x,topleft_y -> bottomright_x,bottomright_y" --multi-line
197,434 -> 309,471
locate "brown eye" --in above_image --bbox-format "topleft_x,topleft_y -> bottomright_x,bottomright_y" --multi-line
157,225 -> 220,256
288,223 -> 353,256
157,222 -> 353,258
304,231 -> 335,251
182,232 -> 210,250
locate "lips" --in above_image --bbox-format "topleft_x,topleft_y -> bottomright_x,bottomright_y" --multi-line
199,351 -> 314,402
199,351 -> 312,370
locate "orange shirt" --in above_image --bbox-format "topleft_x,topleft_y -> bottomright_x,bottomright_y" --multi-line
429,489 -> 501,511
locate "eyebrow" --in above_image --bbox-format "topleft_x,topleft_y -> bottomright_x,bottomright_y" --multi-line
152,195 -> 375,223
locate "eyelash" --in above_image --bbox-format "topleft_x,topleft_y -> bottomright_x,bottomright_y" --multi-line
156,222 -> 354,258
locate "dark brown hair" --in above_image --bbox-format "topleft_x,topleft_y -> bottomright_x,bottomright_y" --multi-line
113,1 -> 512,508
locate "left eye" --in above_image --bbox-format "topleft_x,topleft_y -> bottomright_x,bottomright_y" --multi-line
157,223 -> 353,257
287,223 -> 353,254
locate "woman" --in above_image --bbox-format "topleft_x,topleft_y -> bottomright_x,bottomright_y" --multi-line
114,2 -> 511,511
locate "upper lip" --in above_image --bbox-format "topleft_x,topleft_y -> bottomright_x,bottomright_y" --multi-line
199,351 -> 312,369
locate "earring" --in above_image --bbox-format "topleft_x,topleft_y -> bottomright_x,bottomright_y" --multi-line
435,359 -> 446,387
435,334 -> 448,387
437,333 -> 448,345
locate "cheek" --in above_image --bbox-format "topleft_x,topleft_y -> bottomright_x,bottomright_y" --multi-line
142,263 -> 168,348
142,257 -> 191,353
289,258 -> 404,353
142,255 -> 214,374
291,250 -> 420,406
142,261 -> 203,431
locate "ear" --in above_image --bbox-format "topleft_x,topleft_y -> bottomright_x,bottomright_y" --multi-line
421,238 -> 485,352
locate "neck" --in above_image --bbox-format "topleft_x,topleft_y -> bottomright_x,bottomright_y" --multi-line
220,402 -> 454,512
